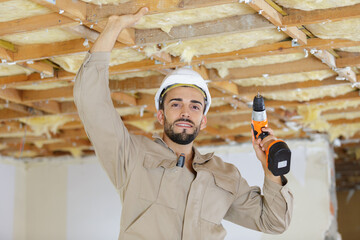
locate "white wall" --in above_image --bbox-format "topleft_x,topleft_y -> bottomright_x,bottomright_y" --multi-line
0,160 -> 16,240
0,136 -> 334,240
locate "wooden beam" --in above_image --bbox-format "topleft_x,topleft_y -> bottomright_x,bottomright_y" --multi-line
0,108 -> 30,120
337,54 -> 360,68
85,0 -> 238,22
236,76 -> 353,95
111,92 -> 137,106
245,0 -> 307,45
136,93 -> 157,113
283,4 -> 360,27
0,13 -> 76,36
0,88 -> 22,103
0,46 -> 14,61
30,0 -> 87,21
17,60 -> 54,76
13,38 -> 92,61
209,56 -> 329,81
28,100 -> 61,114
312,49 -> 357,83
21,86 -> 73,102
135,14 -> 274,45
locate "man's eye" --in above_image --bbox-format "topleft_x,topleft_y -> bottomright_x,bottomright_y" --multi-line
172,103 -> 179,107
192,105 -> 200,110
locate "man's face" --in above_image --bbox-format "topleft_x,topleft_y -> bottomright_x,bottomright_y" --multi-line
157,86 -> 207,145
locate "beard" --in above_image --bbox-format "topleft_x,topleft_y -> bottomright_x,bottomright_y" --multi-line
164,116 -> 200,145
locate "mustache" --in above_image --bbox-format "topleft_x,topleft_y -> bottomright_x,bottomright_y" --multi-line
174,118 -> 195,125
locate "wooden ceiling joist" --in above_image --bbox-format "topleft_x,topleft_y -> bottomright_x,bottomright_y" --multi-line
245,0 -> 307,45
282,3 -> 360,27
0,13 -> 76,37
135,14 -> 274,45
209,56 -> 330,81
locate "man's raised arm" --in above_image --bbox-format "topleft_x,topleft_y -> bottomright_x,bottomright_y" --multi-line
73,8 -> 148,194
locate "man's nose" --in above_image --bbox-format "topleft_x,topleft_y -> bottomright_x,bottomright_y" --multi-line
180,106 -> 190,118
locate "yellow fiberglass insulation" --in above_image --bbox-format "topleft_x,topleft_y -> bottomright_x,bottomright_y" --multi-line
56,146 -> 90,158
328,123 -> 360,141
115,106 -> 144,116
52,48 -> 146,73
1,28 -> 81,45
81,0 -> 130,5
323,111 -> 360,121
8,150 -> 38,158
234,70 -> 335,87
158,29 -> 288,63
33,139 -> 65,148
0,0 -> 51,22
273,0 -> 360,11
19,115 -> 75,138
135,3 -> 255,33
206,53 -> 306,78
263,84 -> 355,102
306,18 -> 360,41
110,71 -> 161,81
14,81 -> 72,90
297,99 -> 360,139
127,120 -> 155,133
339,46 -> 360,52
0,64 -> 33,77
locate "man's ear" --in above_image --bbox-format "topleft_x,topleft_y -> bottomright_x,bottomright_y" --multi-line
157,110 -> 164,125
200,115 -> 207,130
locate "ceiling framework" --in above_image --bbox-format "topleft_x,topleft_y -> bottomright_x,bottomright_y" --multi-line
0,0 -> 360,189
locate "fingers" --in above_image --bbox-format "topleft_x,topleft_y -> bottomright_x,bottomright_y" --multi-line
134,7 -> 148,20
261,127 -> 274,136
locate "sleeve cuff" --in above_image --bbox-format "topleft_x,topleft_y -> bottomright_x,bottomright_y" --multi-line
84,51 -> 111,66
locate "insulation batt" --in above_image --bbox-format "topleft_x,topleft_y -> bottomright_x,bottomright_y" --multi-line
0,0 -> 51,22
306,18 -> 360,41
110,71 -> 160,81
14,81 -> 71,90
51,48 -> 146,73
19,115 -> 75,138
206,53 -> 305,78
127,120 -> 155,133
297,99 -> 360,140
0,64 -> 33,77
135,3 -> 255,33
158,29 -> 288,63
80,0 -> 130,5
234,70 -> 335,87
339,46 -> 360,52
8,150 -> 38,158
1,28 -> 81,45
33,139 -> 65,148
273,0 -> 360,10
262,84 -> 354,102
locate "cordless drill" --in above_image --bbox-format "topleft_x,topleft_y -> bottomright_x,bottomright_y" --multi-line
251,93 -> 291,176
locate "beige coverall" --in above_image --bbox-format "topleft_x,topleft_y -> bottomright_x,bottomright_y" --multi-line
73,52 -> 293,240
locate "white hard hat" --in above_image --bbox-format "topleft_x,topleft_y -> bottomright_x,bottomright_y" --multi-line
154,66 -> 212,115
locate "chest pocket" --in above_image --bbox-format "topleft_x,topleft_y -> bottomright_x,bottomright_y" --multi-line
140,154 -> 180,209
201,173 -> 237,224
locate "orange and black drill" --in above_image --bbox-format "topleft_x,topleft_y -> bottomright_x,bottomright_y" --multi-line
251,93 -> 291,176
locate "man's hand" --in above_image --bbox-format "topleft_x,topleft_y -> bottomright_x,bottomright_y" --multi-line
91,7 -> 148,53
251,127 -> 282,185
107,7 -> 149,30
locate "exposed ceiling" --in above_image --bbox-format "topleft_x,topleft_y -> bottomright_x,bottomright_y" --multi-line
0,0 -> 359,190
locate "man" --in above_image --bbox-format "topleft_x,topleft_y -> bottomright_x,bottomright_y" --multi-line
74,7 -> 293,240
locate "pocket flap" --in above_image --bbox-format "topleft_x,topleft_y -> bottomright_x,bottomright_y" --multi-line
213,173 -> 237,195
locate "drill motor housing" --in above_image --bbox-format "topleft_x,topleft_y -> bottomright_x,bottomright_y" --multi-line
251,94 -> 291,176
